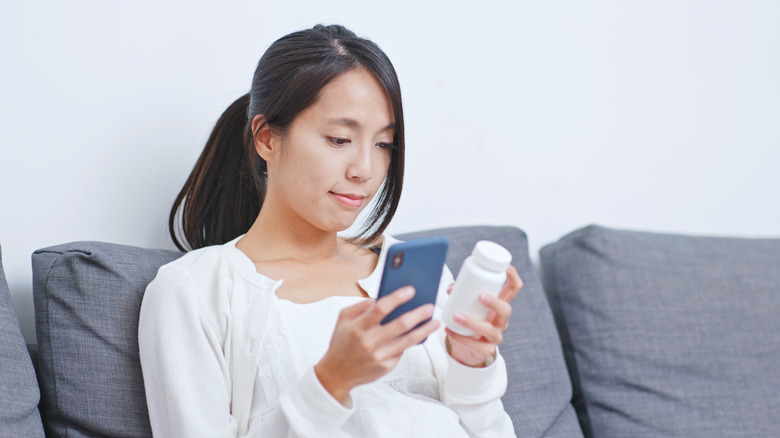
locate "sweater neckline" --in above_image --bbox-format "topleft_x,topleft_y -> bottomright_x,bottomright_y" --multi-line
221,234 -> 399,300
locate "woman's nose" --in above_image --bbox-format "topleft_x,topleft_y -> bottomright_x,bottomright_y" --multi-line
346,145 -> 373,182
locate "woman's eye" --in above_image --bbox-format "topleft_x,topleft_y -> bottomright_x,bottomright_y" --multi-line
376,142 -> 396,150
329,137 -> 350,145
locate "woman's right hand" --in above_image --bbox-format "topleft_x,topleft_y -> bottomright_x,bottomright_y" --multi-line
314,287 -> 440,404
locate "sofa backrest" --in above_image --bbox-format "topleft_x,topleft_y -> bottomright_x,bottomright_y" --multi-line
32,226 -> 583,438
1,245 -> 45,437
33,242 -> 181,437
540,225 -> 780,438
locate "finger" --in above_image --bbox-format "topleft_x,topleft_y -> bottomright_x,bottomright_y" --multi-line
453,312 -> 503,345
497,266 -> 523,302
337,298 -> 374,321
365,286 -> 415,325
381,319 -> 441,358
379,303 -> 435,342
445,327 -> 497,357
480,293 -> 512,330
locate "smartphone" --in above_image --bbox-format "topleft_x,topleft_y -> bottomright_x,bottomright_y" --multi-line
377,236 -> 449,328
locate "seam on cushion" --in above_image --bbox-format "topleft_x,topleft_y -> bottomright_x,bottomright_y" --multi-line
544,245 -> 565,437
34,248 -> 91,256
552,243 -> 593,438
37,248 -> 94,438
538,402 -> 573,438
536,247 -> 573,438
38,251 -> 63,436
549,242 -> 592,438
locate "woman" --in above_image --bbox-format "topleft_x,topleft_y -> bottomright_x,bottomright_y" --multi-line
138,24 -> 522,437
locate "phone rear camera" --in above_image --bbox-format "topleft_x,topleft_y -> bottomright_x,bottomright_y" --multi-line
392,251 -> 404,269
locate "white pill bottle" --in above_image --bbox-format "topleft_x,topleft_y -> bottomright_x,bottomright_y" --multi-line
443,240 -> 512,336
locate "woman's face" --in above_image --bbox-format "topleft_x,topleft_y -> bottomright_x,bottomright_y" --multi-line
260,68 -> 395,234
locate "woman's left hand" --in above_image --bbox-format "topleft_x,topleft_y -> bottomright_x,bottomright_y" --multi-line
444,266 -> 523,367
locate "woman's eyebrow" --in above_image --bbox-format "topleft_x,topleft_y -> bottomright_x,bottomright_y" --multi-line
325,117 -> 395,131
326,117 -> 360,128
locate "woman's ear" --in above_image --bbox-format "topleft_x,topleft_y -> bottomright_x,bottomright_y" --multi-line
251,114 -> 279,163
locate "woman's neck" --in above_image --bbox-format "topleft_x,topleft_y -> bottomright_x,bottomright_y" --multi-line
236,207 -> 345,264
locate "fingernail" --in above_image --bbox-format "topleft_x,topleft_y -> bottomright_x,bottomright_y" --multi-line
481,293 -> 493,303
423,304 -> 434,315
401,286 -> 414,298
454,313 -> 465,323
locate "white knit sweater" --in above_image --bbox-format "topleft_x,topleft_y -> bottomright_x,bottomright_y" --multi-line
138,235 -> 516,437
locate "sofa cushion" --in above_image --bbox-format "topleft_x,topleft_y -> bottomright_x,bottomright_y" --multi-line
400,226 -> 582,438
540,225 -> 780,438
1,245 -> 45,437
33,242 -> 182,437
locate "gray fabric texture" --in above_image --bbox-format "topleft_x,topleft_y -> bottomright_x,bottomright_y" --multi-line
33,242 -> 182,438
540,225 -> 780,438
0,245 -> 45,438
400,226 -> 583,438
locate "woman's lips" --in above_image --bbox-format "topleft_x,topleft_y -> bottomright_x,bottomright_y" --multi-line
329,192 -> 365,208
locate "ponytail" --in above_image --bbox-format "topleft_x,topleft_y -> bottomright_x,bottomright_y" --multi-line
169,93 -> 265,251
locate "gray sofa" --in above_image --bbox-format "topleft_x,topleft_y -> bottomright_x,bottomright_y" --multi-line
1,225 -> 779,437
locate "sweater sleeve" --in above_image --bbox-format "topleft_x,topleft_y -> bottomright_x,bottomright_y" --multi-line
139,265 -> 238,437
138,265 -> 355,438
441,341 -> 516,438
430,266 -> 517,437
276,367 -> 355,435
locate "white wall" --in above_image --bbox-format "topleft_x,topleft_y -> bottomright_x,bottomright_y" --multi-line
2,1 -> 779,344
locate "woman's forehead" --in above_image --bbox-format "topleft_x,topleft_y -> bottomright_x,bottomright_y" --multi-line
300,69 -> 395,129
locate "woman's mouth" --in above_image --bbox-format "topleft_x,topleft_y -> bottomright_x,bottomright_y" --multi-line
329,192 -> 365,208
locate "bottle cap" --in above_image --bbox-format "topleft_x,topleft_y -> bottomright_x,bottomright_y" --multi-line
472,241 -> 512,272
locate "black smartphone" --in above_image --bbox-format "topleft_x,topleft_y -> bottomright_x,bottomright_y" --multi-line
376,236 -> 449,328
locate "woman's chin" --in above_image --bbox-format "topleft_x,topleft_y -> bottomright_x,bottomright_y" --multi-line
328,217 -> 363,235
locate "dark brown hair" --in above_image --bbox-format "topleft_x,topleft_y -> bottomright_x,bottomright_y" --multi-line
169,24 -> 405,251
